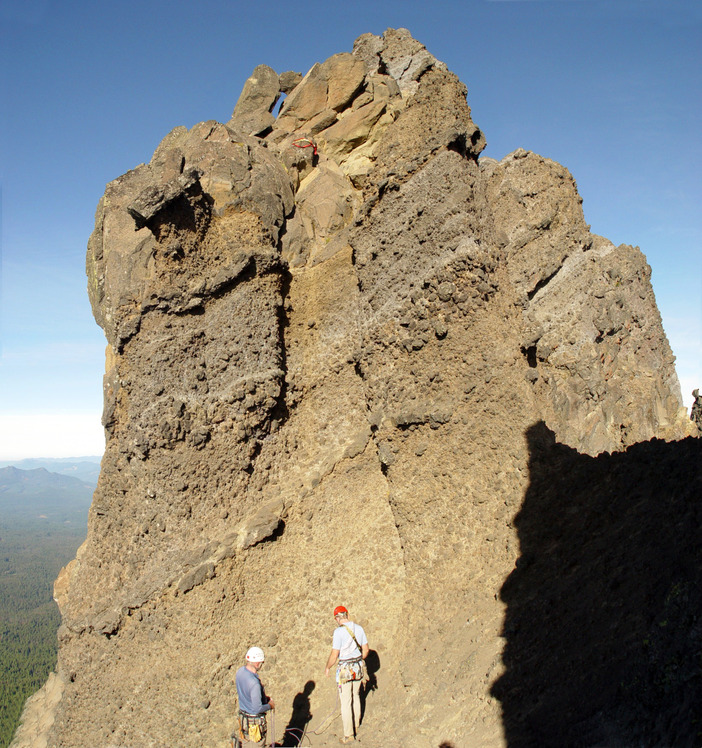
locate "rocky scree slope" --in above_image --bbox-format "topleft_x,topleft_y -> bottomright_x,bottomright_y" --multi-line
11,28 -> 698,748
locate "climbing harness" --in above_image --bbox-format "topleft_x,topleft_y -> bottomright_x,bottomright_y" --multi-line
232,709 -> 273,747
292,137 -> 318,156
341,624 -> 369,683
337,656 -> 365,684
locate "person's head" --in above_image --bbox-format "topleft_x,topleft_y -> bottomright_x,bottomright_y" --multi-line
245,646 -> 265,671
333,605 -> 349,623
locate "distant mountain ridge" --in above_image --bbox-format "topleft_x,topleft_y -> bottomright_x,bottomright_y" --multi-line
0,466 -> 94,525
0,465 -> 92,491
0,458 -> 101,487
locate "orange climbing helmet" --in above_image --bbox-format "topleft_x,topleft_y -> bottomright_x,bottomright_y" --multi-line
333,606 -> 348,617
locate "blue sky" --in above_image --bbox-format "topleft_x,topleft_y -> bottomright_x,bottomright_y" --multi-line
0,0 -> 700,459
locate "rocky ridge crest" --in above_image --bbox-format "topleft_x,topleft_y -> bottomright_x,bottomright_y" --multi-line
12,28 -> 698,748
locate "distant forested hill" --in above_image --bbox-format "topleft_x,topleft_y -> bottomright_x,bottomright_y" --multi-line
0,457 -> 101,487
0,466 -> 94,527
0,465 -> 94,747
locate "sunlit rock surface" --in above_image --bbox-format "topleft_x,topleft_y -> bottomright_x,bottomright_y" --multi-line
12,28 -> 698,748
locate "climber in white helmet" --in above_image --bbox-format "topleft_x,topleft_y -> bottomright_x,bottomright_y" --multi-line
234,646 -> 275,745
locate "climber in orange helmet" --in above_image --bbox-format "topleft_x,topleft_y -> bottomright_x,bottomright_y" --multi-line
324,606 -> 370,744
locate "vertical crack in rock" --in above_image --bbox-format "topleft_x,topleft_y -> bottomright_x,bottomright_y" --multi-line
269,265 -> 292,433
350,251 -> 408,564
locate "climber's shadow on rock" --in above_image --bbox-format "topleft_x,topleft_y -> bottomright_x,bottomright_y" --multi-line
282,680 -> 314,747
360,649 -> 380,723
492,421 -> 702,748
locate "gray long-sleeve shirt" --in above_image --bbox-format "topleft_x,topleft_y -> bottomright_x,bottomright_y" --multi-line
236,666 -> 271,715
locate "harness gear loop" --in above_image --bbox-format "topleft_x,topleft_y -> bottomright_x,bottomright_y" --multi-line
237,711 -> 268,744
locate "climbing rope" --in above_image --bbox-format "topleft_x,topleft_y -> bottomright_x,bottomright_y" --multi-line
310,687 -> 341,735
292,137 -> 318,156
284,726 -> 312,746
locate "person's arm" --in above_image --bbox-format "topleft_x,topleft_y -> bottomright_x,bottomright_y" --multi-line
261,683 -> 275,710
325,648 -> 340,677
361,643 -> 369,659
247,675 -> 271,713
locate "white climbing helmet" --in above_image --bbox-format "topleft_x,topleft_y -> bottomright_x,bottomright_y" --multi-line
246,646 -> 265,663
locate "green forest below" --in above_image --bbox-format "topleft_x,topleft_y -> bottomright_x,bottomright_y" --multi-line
0,466 -> 93,748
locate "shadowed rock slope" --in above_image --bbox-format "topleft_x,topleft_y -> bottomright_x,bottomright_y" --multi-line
12,28 -> 698,748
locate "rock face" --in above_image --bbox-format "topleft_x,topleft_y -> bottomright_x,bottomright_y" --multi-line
691,389 -> 702,433
13,28 -> 699,748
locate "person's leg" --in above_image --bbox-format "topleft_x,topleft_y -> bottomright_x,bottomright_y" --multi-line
351,680 -> 362,733
340,681 -> 354,738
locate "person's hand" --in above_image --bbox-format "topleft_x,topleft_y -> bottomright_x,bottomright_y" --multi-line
325,667 -> 330,678
268,698 -> 275,709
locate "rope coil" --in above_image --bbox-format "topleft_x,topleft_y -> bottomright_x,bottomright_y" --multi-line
291,137 -> 318,156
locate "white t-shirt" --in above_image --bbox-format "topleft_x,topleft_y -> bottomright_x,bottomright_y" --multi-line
332,621 -> 368,661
